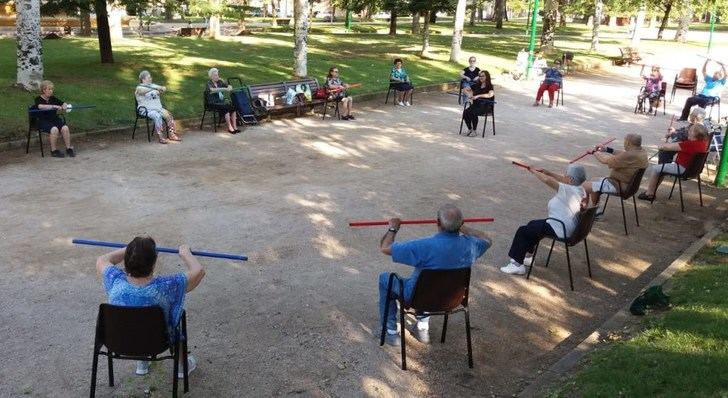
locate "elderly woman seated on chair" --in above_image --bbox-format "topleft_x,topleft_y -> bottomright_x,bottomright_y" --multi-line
95,236 -> 205,377
34,80 -> 75,158
325,66 -> 355,120
462,70 -> 495,137
500,165 -> 587,275
136,70 -> 181,144
206,68 -> 239,134
658,107 -> 707,164
638,123 -> 710,202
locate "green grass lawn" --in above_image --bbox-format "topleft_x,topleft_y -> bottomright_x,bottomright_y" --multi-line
551,233 -> 728,397
0,20 -> 720,142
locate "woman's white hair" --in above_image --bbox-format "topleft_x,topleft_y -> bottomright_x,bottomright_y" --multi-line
208,68 -> 219,79
138,70 -> 150,83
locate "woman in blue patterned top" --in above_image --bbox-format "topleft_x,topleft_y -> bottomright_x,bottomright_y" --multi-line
95,236 -> 206,377
325,66 -> 355,120
389,58 -> 414,106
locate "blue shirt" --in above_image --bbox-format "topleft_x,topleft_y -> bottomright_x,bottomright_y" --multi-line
391,232 -> 490,301
390,67 -> 409,82
700,75 -> 726,97
544,68 -> 563,86
103,266 -> 187,335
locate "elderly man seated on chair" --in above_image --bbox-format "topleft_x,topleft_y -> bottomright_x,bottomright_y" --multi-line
581,133 -> 648,208
378,204 -> 492,346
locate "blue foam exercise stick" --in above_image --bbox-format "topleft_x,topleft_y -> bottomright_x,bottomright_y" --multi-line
72,239 -> 248,261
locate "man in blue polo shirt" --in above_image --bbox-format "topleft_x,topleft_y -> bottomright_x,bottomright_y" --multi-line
678,59 -> 726,121
378,204 -> 492,346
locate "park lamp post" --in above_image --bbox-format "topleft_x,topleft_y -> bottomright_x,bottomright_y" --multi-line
707,7 -> 716,54
526,0 -> 540,79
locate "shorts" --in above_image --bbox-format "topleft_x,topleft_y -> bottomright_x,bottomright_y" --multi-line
593,178 -> 618,194
38,118 -> 65,133
651,162 -> 686,177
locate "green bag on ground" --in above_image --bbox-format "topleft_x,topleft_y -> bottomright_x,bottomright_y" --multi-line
630,285 -> 671,316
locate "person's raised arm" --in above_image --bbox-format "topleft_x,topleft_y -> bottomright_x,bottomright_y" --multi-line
593,150 -> 615,165
96,248 -> 125,279
703,59 -> 709,77
179,245 -> 205,292
459,225 -> 493,246
379,218 -> 401,256
531,168 -> 560,191
720,62 -> 727,80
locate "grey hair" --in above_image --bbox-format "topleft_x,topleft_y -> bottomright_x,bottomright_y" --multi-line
208,68 -> 219,79
437,204 -> 464,233
138,70 -> 150,83
566,164 -> 587,186
625,133 -> 642,148
689,107 -> 706,123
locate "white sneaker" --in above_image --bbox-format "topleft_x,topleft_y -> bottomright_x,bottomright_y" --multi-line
177,355 -> 197,379
404,101 -> 411,106
500,261 -> 527,275
523,256 -> 533,267
397,101 -> 405,106
135,360 -> 150,375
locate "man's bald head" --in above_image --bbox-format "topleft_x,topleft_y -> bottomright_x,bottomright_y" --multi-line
437,204 -> 464,233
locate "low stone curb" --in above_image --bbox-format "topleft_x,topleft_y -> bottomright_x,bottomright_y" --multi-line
517,225 -> 724,397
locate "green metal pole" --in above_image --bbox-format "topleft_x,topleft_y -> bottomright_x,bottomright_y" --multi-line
345,9 -> 352,30
707,9 -> 716,54
715,124 -> 728,187
526,0 -> 540,79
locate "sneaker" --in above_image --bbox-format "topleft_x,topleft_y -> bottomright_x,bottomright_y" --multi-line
51,150 -> 65,158
135,360 -> 150,376
177,355 -> 197,379
66,148 -> 75,158
397,101 -> 405,106
548,102 -> 554,108
500,261 -> 526,275
407,324 -> 430,344
384,332 -> 401,347
533,102 -> 540,107
522,256 -> 533,267
404,101 -> 411,107
347,115 -> 355,120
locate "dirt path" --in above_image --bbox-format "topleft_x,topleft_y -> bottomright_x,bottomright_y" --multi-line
0,67 -> 724,397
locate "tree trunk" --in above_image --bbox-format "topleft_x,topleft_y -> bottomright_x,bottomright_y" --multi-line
657,1 -> 672,39
503,0 -> 508,21
15,0 -> 43,90
164,1 -> 173,21
429,10 -> 436,23
540,0 -> 557,49
630,3 -> 646,47
558,0 -> 567,26
450,0 -> 466,62
293,0 -> 308,78
674,0 -> 690,42
608,15 -> 616,27
469,3 -> 476,27
591,0 -> 602,51
271,0 -> 278,26
95,0 -> 114,63
494,0 -> 503,28
412,11 -> 420,34
648,15 -> 657,28
478,6 -> 483,22
208,15 -> 221,38
421,10 -> 430,57
79,9 -> 92,36
389,10 -> 397,35
331,5 -> 335,24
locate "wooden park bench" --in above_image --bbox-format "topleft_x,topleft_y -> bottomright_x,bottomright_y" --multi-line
246,78 -> 326,120
275,18 -> 292,25
179,27 -> 207,37
613,47 -> 642,66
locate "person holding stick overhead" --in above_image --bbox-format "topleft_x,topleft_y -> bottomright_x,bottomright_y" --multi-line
378,204 -> 492,346
33,80 -> 75,158
677,58 -> 726,121
500,164 -> 587,275
580,134 -> 648,207
638,124 -> 710,202
389,58 -> 414,107
206,68 -> 239,134
462,70 -> 495,137
325,66 -> 355,120
95,236 -> 205,377
136,70 -> 181,144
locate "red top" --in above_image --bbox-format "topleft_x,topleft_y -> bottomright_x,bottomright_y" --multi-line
675,139 -> 709,168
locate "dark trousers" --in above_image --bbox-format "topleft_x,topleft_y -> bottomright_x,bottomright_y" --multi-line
657,150 -> 677,164
508,219 -> 556,264
680,95 -> 713,120
462,103 -> 492,130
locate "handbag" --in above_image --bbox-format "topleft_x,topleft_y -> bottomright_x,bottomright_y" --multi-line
313,87 -> 328,100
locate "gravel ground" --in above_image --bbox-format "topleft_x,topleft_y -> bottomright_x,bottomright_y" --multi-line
0,66 -> 725,397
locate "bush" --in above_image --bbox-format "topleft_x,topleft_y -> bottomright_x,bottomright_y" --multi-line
350,24 -> 377,33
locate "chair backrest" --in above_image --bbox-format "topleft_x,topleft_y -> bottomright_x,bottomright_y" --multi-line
409,268 -> 471,312
566,206 -> 598,246
28,106 -> 38,129
677,68 -> 697,83
96,304 -> 171,357
620,168 -> 646,199
660,81 -> 667,96
681,152 -> 709,180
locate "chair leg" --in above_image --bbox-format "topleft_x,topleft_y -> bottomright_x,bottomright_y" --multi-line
441,314 -> 449,343
90,351 -> 99,398
182,313 -> 190,393
459,115 -> 465,135
172,342 -> 179,398
107,355 -> 114,387
132,117 -> 138,140
145,119 -> 151,143
632,195 -> 640,226
619,196 -> 628,236
565,243 -> 574,291
491,112 -> 495,136
698,176 -> 703,207
668,176 -> 677,199
545,240 -> 556,268
26,128 -> 31,154
458,85 -> 463,105
464,309 -> 473,368
400,305 -> 407,370
526,241 -> 540,279
38,131 -> 44,157
199,110 -> 206,129
678,177 -> 684,212
385,88 -> 391,105
322,99 -> 328,120
379,277 -> 395,346
600,194 -> 610,215
481,115 -> 487,138
584,238 -> 592,278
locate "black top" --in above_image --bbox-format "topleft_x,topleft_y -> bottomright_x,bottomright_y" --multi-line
33,95 -> 64,121
471,82 -> 494,104
206,79 -> 227,104
462,67 -> 480,81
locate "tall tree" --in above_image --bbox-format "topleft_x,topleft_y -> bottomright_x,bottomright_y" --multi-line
674,0 -> 690,42
494,0 -> 504,28
449,0 -> 466,62
590,0 -> 603,50
16,0 -> 43,90
540,0 -> 557,49
95,0 -> 114,63
421,9 -> 431,56
412,11 -> 421,33
293,0 -> 308,77
383,0 -> 400,35
656,0 -> 673,39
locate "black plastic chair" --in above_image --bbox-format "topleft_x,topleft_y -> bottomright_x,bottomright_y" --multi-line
458,100 -> 496,137
384,82 -> 414,106
597,169 -> 646,236
26,106 -> 65,157
132,97 -> 169,142
321,90 -> 342,120
200,91 -> 221,132
90,304 -> 189,397
379,268 -> 473,370
706,96 -> 721,120
657,152 -> 709,212
526,207 -> 599,291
